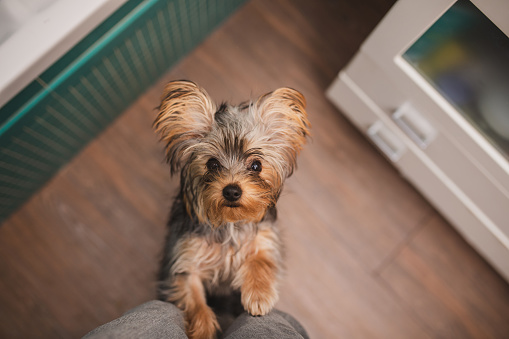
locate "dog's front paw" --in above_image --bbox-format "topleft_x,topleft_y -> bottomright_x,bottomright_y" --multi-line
186,305 -> 219,339
241,280 -> 278,316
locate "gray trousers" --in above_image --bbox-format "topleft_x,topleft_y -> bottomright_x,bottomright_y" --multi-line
84,300 -> 309,339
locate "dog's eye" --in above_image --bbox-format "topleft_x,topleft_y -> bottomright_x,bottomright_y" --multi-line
250,160 -> 262,172
206,158 -> 221,171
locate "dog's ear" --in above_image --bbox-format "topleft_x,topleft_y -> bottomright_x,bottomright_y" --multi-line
256,87 -> 311,176
154,80 -> 216,173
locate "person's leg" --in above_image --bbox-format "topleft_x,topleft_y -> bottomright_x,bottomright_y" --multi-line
83,300 -> 187,339
223,309 -> 309,339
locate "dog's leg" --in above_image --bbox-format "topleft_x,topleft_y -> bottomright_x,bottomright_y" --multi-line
233,228 -> 281,316
169,273 -> 219,339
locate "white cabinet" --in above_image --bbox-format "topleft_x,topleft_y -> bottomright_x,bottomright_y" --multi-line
327,0 -> 509,281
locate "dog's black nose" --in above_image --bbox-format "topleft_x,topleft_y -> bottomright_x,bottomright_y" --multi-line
223,184 -> 242,202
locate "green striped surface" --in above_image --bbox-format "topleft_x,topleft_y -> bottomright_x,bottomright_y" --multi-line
0,0 -> 246,223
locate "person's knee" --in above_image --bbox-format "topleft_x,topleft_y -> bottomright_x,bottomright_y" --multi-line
223,309 -> 309,339
83,300 -> 187,339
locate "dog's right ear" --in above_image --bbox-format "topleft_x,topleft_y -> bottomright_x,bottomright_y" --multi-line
154,80 -> 216,174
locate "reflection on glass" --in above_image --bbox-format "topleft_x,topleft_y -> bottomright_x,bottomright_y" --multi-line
403,0 -> 509,160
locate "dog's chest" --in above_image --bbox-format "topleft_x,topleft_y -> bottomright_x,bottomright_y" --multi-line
172,224 -> 258,284
199,235 -> 254,286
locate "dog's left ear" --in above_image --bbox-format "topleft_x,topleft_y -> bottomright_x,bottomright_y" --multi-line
256,88 -> 311,175
154,80 -> 216,174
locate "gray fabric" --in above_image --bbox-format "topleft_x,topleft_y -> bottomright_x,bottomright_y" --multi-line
84,301 -> 308,339
223,310 -> 309,339
83,300 -> 187,339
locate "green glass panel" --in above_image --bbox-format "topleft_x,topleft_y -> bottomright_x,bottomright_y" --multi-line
403,0 -> 509,159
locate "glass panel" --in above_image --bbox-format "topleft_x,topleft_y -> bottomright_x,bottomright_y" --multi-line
403,0 -> 509,160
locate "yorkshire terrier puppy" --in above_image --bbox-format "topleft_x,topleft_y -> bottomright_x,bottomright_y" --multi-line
155,80 -> 310,339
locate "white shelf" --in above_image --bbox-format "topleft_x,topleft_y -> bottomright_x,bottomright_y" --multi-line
0,0 -> 127,108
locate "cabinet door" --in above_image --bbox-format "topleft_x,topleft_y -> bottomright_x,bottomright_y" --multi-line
361,0 -> 509,191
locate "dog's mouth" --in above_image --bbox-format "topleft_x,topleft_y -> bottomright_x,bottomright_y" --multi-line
223,202 -> 241,208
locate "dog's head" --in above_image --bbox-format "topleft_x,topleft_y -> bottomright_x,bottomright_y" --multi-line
154,80 -> 310,227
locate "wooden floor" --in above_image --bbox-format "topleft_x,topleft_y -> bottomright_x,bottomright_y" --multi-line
2,0 -> 509,338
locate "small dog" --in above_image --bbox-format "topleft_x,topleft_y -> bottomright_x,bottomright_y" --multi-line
154,80 -> 310,339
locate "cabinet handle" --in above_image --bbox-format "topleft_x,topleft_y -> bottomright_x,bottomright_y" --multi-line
367,121 -> 406,162
392,103 -> 437,149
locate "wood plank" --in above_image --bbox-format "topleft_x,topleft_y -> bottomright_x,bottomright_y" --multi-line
276,192 -> 431,338
0,98 -> 172,337
378,214 -> 509,338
